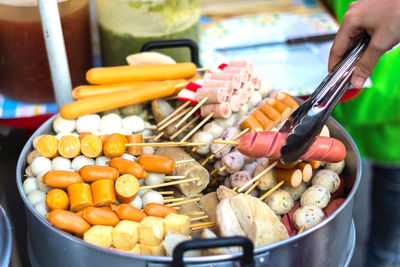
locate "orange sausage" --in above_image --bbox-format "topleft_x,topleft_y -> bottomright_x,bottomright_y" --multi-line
115,174 -> 140,203
46,210 -> 90,236
43,171 -> 83,189
137,155 -> 175,174
82,206 -> 120,226
111,203 -> 146,222
296,162 -> 313,183
306,160 -> 321,170
274,168 -> 302,187
144,203 -> 178,218
79,165 -> 119,182
275,92 -> 299,110
239,116 -> 263,131
251,109 -> 273,130
103,133 -> 127,158
266,98 -> 291,118
126,134 -> 143,156
258,101 -> 281,122
72,80 -> 188,99
108,157 -> 148,178
46,189 -> 69,211
86,63 -> 196,85
60,81 -> 176,120
58,135 -> 81,158
91,179 -> 117,207
67,183 -> 93,212
36,135 -> 59,158
80,134 -> 103,158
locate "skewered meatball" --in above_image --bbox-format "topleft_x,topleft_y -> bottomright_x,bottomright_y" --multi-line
300,185 -> 331,209
324,160 -> 345,175
293,204 -> 325,230
264,189 -> 295,215
221,151 -> 245,174
312,170 -> 340,193
282,182 -> 307,201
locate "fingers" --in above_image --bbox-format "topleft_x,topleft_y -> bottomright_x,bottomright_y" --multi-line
328,11 -> 363,71
351,36 -> 386,88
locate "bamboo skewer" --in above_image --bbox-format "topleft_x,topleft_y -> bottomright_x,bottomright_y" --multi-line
126,142 -> 208,147
244,181 -> 260,195
145,125 -> 157,130
158,106 -> 193,131
197,67 -> 210,72
169,116 -> 199,140
139,177 -> 200,190
298,226 -> 305,234
175,159 -> 195,164
164,175 -> 185,179
190,215 -> 209,222
180,112 -> 215,142
159,191 -> 174,195
163,197 -> 185,203
143,135 -> 156,140
210,169 -> 218,175
166,197 -> 201,207
163,196 -> 174,200
232,186 -> 238,191
212,140 -> 239,145
182,211 -> 205,216
175,97 -> 209,129
152,132 -> 164,141
218,166 -> 227,172
157,101 -> 191,127
210,176 -> 219,185
259,180 -> 285,201
190,221 -> 216,228
237,161 -> 278,193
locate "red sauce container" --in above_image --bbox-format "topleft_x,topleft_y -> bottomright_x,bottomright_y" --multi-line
0,0 -> 92,103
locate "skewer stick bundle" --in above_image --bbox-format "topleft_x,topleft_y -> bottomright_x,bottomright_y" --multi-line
169,116 -> 199,140
157,101 -> 191,127
190,221 -> 216,230
212,140 -> 239,145
158,106 -> 193,131
166,197 -> 201,207
175,97 -> 209,129
190,215 -> 209,222
139,177 -> 200,190
159,191 -> 174,195
163,197 -> 185,203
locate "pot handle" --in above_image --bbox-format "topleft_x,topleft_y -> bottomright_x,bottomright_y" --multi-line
140,39 -> 201,67
172,236 -> 254,267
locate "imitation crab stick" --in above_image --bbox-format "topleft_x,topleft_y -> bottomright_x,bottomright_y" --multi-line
86,63 -> 196,85
72,79 -> 188,100
60,81 -> 175,119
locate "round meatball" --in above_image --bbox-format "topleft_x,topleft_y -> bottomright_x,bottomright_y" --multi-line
23,177 -> 39,195
51,156 -> 72,171
75,114 -> 100,133
248,91 -> 262,108
71,156 -> 95,172
324,160 -> 345,175
142,146 -> 155,155
210,138 -> 232,159
293,204 -> 325,230
95,156 -> 110,166
35,201 -> 49,217
282,182 -> 307,201
265,189 -> 295,215
191,131 -> 213,155
221,127 -> 241,140
99,113 -> 122,134
203,121 -> 224,139
27,190 -> 46,207
53,114 -> 75,134
242,162 -> 258,177
31,156 -> 52,177
130,195 -> 143,209
214,160 -> 229,176
229,171 -> 251,189
122,115 -> 145,133
222,151 -> 245,174
144,173 -> 165,186
300,185 -> 331,209
312,170 -> 340,193
254,159 -> 276,191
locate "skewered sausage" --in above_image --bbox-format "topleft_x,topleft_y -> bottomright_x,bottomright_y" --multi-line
237,131 -> 346,163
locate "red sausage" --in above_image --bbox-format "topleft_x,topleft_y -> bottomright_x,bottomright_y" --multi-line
323,198 -> 346,217
237,131 -> 346,163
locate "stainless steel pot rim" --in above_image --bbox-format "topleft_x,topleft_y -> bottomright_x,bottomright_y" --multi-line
0,205 -> 12,266
16,115 -> 362,263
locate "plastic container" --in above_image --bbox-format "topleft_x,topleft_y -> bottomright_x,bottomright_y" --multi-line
95,0 -> 200,66
0,0 -> 92,103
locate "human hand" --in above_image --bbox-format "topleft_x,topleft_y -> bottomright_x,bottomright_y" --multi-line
328,0 -> 400,88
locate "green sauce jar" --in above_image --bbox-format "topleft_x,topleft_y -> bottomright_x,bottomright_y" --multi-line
95,0 -> 200,66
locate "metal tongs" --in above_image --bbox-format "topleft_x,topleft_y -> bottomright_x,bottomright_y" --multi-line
279,32 -> 371,163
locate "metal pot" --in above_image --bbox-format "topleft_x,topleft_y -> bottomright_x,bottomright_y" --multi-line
0,205 -> 12,267
16,115 -> 361,267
